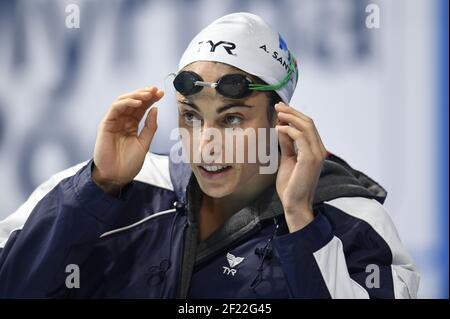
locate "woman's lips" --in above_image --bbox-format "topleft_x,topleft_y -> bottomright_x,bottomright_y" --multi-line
198,165 -> 232,179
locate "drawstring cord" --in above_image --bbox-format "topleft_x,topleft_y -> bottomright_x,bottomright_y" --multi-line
250,216 -> 280,291
147,201 -> 184,297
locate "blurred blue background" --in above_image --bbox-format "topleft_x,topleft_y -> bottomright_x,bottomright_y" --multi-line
0,0 -> 447,298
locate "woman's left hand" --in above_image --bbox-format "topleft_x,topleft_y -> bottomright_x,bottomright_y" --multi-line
275,102 -> 327,233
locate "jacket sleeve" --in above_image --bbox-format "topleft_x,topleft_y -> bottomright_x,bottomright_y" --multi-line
273,197 -> 420,299
0,161 -> 88,249
0,160 -> 129,298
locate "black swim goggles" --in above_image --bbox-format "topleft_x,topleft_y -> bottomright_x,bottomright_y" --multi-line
172,54 -> 297,99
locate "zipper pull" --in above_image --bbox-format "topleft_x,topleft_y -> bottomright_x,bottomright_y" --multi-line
173,201 -> 186,215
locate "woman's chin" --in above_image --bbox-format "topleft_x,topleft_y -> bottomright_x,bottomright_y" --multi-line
195,176 -> 236,198
198,182 -> 234,198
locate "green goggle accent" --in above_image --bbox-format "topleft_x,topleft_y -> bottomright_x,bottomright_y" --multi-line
248,52 -> 298,92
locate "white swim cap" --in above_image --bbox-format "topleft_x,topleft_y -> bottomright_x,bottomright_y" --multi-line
178,12 -> 299,104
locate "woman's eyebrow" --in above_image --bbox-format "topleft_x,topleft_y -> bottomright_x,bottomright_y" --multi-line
177,99 -> 253,114
216,103 -> 253,114
177,100 -> 200,112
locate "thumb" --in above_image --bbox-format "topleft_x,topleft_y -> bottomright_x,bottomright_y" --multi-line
138,107 -> 158,151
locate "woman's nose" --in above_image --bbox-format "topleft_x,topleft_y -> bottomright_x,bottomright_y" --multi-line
197,124 -> 223,159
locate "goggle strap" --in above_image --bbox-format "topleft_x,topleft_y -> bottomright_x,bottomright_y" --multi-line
248,68 -> 293,91
249,53 -> 298,92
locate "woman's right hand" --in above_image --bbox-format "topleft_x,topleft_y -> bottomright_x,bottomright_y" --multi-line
92,86 -> 164,195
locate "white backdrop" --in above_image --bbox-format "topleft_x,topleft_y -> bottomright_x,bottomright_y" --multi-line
0,0 -> 447,298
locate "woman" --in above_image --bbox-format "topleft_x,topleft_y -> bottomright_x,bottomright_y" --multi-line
0,12 -> 419,298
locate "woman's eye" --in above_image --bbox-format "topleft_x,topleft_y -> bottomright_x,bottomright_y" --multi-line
224,115 -> 243,126
183,112 -> 201,125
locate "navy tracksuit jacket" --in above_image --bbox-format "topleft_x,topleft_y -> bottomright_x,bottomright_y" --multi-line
0,152 -> 420,298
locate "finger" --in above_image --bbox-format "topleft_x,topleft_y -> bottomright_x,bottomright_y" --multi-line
118,86 -> 157,100
119,91 -> 154,102
133,88 -> 164,116
275,102 -> 312,122
276,103 -> 327,155
139,88 -> 164,106
276,111 -> 324,157
138,107 -> 158,151
117,89 -> 164,119
276,125 -> 314,160
106,98 -> 143,120
277,111 -> 312,131
118,87 -> 164,107
276,125 -> 296,158
119,89 -> 164,108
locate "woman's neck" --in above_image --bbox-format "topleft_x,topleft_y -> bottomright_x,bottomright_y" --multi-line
198,172 -> 277,241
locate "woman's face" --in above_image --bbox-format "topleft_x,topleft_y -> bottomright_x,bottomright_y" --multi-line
176,61 -> 276,199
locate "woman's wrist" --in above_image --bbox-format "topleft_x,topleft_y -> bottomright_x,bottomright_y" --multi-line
284,206 -> 315,233
91,163 -> 124,197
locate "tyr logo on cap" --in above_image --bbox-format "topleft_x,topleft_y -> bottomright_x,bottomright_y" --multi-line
197,40 -> 236,55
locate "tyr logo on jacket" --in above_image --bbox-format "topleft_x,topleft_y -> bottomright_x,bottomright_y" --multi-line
222,253 -> 245,276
